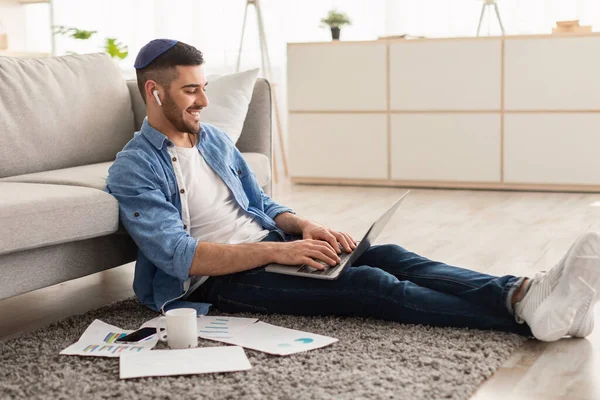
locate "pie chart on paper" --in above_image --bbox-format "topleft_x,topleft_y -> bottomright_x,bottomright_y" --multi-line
207,321 -> 339,355
277,338 -> 314,347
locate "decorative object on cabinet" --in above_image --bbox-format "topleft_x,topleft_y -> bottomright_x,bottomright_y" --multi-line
552,20 -> 592,34
320,9 -> 351,41
377,34 -> 424,40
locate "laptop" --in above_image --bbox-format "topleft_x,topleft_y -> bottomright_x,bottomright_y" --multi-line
265,190 -> 410,280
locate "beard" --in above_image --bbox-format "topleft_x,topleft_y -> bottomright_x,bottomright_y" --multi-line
162,91 -> 201,135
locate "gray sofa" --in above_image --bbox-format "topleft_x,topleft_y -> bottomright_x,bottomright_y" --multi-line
0,53 -> 273,300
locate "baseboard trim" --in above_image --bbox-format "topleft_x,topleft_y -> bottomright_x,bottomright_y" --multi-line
290,177 -> 600,193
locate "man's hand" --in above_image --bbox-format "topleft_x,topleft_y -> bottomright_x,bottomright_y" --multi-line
271,240 -> 341,270
300,220 -> 357,254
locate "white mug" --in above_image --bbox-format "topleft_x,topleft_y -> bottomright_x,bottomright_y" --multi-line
156,308 -> 198,349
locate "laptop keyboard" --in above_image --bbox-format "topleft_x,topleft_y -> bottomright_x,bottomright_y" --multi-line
297,251 -> 352,276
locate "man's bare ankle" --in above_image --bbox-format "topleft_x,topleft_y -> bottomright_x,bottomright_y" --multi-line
512,278 -> 531,305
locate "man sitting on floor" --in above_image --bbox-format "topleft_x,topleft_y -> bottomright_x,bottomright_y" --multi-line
106,39 -> 600,342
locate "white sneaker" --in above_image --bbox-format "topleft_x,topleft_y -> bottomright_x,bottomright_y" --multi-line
514,232 -> 600,341
569,295 -> 595,338
544,236 -> 596,338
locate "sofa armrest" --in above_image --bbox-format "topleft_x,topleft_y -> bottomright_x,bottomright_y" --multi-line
127,80 -> 147,132
236,79 -> 272,157
236,78 -> 273,195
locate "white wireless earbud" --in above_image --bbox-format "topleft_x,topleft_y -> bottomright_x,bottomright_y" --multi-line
153,89 -> 162,106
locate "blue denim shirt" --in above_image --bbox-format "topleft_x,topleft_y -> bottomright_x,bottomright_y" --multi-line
105,119 -> 293,315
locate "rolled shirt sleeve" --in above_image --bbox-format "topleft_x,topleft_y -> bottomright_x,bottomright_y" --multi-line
260,189 -> 295,220
106,154 -> 197,282
227,141 -> 295,221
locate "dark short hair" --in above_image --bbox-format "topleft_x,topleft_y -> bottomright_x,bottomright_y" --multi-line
136,41 -> 204,103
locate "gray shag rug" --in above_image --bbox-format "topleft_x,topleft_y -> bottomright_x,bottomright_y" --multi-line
0,298 -> 526,400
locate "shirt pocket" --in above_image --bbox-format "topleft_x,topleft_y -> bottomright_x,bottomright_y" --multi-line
167,177 -> 178,195
159,176 -> 178,200
157,164 -> 179,196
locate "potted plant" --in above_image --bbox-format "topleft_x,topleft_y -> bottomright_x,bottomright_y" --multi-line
53,25 -> 128,61
104,37 -> 128,61
320,9 -> 351,41
53,25 -> 97,40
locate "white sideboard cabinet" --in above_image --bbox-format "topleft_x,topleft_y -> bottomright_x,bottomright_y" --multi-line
287,34 -> 600,192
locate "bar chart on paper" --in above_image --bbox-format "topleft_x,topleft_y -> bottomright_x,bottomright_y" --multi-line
83,344 -> 145,355
104,332 -> 127,343
197,316 -> 258,338
198,318 -> 229,335
60,320 -> 158,358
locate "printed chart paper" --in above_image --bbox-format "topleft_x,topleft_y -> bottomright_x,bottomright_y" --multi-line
196,316 -> 257,338
204,321 -> 338,356
60,319 -> 158,358
119,346 -> 251,379
141,315 -> 258,338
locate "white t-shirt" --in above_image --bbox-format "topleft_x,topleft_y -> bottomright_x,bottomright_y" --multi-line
174,145 -> 269,245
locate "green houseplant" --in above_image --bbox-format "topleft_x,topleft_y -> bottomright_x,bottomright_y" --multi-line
320,9 -> 351,41
53,25 -> 128,61
104,38 -> 128,60
53,26 -> 97,40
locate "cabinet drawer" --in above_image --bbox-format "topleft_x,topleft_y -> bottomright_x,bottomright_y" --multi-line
391,113 -> 501,182
390,40 -> 501,111
289,114 -> 388,179
287,44 -> 387,111
505,37 -> 600,110
504,114 -> 600,185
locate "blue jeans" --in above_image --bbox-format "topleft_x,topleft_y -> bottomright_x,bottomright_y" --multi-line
190,232 -> 532,336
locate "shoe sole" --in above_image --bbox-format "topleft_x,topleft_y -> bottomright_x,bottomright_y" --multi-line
530,233 -> 600,342
570,233 -> 600,337
571,296 -> 595,338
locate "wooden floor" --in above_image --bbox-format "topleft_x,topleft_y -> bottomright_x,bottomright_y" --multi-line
2,182 -> 600,399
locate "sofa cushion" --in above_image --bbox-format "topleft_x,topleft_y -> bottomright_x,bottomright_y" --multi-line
0,154 -> 270,191
0,53 -> 134,179
0,162 -> 112,190
242,152 -> 271,188
203,69 -> 259,143
0,182 -> 119,256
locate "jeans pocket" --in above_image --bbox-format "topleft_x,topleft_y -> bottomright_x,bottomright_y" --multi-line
217,295 -> 268,314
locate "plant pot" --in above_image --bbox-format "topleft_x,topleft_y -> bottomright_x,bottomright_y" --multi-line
330,27 -> 341,41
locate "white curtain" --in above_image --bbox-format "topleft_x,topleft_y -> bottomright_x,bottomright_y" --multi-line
27,0 -> 600,71
21,0 -> 600,160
